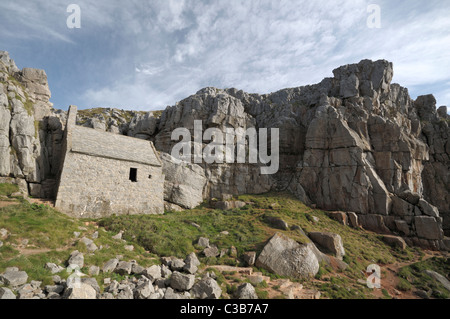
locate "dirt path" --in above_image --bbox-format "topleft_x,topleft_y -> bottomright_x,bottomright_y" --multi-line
370,251 -> 442,299
0,200 -> 20,208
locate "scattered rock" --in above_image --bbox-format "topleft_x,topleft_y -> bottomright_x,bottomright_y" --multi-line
219,248 -> 228,258
382,235 -> 407,250
115,261 -> 132,275
134,281 -> 155,299
17,284 -> 38,299
215,201 -> 246,210
124,245 -> 134,251
88,266 -> 100,276
310,244 -> 348,271
92,231 -> 99,239
171,258 -> 186,271
191,277 -> 222,299
68,250 -> 84,269
162,256 -> 185,271
45,263 -> 64,274
197,237 -> 210,248
203,245 -> 220,257
236,283 -> 258,299
415,216 -> 443,240
0,287 -> 16,299
131,263 -> 145,276
308,232 -> 346,260
0,268 -> 28,287
80,237 -> 93,246
183,253 -> 200,274
414,290 -> 430,299
160,264 -> 172,278
52,275 -> 62,284
255,233 -> 319,279
291,225 -> 308,238
0,228 -> 8,239
242,252 -> 257,266
112,231 -> 124,240
81,278 -> 100,294
170,271 -> 195,291
47,292 -> 62,299
117,286 -> 134,299
102,258 -> 119,273
143,265 -> 162,282
264,215 -> 289,230
45,285 -> 64,294
73,232 -> 80,238
327,212 -> 348,226
64,283 -> 97,299
424,270 -> 450,291
164,287 -> 191,300
347,212 -> 360,228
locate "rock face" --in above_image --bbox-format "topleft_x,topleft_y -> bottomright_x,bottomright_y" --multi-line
161,152 -> 206,209
136,58 -> 447,249
1,50 -> 449,248
0,51 -> 58,199
255,233 -> 319,279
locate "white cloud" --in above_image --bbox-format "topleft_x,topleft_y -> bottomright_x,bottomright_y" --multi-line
4,0 -> 449,111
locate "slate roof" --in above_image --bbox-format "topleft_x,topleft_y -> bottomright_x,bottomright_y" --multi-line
71,125 -> 161,167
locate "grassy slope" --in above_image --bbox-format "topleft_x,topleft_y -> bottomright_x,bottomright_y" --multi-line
1,185 -> 448,298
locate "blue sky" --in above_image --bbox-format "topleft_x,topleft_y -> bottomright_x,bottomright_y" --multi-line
0,0 -> 449,113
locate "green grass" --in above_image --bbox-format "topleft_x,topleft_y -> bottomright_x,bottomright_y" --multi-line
0,188 -> 431,299
0,196 -> 161,289
0,183 -> 19,196
397,257 -> 450,299
0,201 -> 80,250
99,191 -> 418,297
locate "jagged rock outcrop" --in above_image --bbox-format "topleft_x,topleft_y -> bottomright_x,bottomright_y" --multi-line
1,49 -> 448,249
142,59 -> 448,249
0,51 -> 55,196
160,152 -> 206,209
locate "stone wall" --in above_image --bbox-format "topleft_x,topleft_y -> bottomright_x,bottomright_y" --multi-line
55,152 -> 164,218
54,106 -> 164,218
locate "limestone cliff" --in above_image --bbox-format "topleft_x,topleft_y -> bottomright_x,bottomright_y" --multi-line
0,51 -> 57,196
1,50 -> 448,249
138,59 -> 448,249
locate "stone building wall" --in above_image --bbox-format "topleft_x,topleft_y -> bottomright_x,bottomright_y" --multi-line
55,152 -> 164,218
55,105 -> 164,218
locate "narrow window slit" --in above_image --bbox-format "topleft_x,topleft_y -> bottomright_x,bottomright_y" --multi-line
129,168 -> 138,182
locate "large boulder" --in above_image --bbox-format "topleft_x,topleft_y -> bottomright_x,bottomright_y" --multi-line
102,258 -> 119,273
0,268 -> 28,287
235,283 -> 258,299
0,287 -> 16,299
63,283 -> 97,299
183,253 -> 200,274
161,153 -> 207,209
308,232 -> 346,260
191,277 -> 222,299
170,272 -> 195,291
67,251 -> 84,269
255,233 -> 319,279
414,216 -> 443,240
